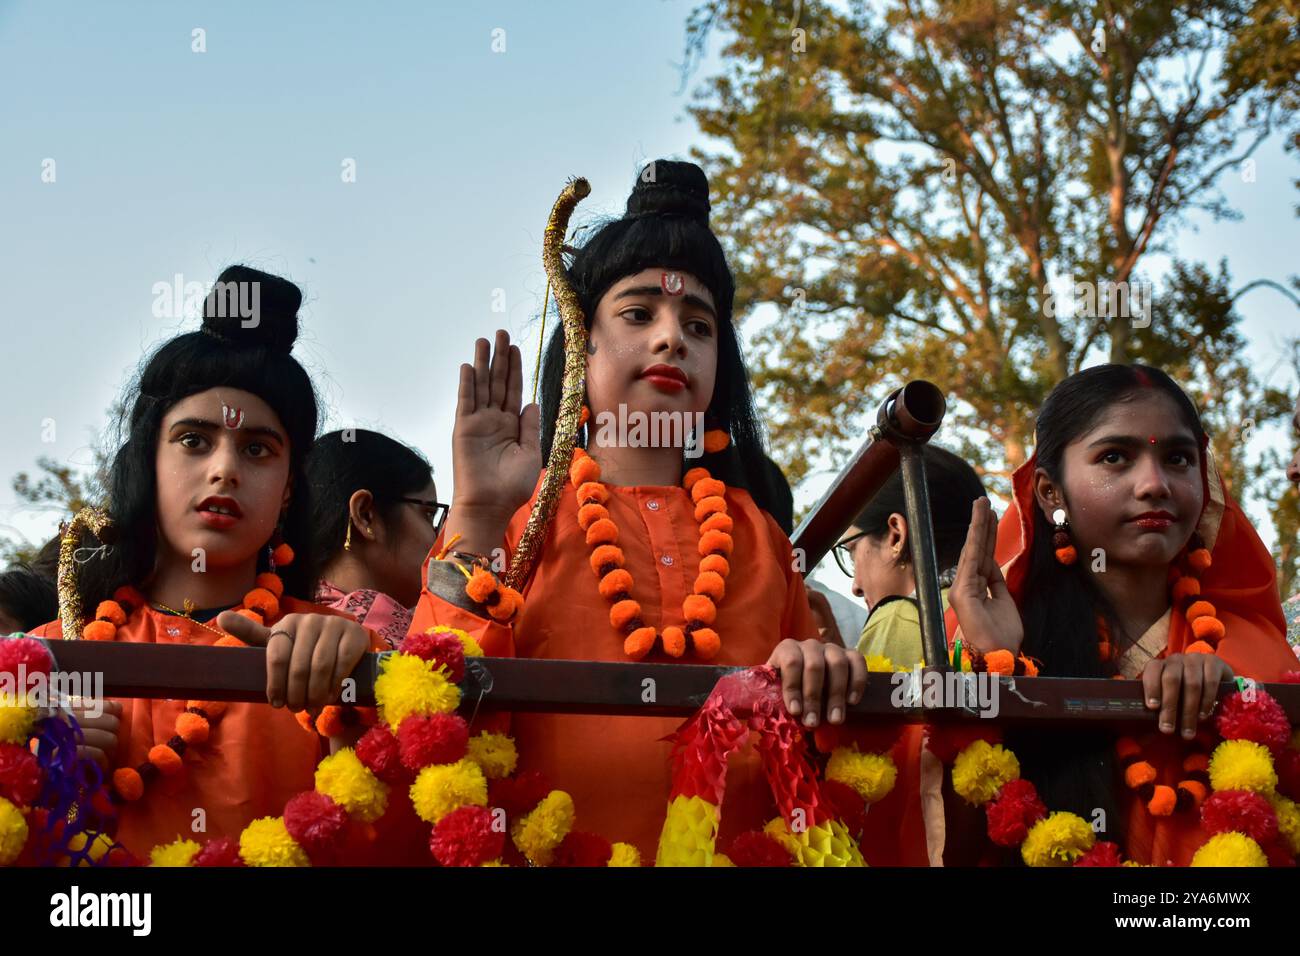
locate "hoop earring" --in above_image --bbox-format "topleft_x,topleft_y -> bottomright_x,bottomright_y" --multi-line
1051,507 -> 1077,565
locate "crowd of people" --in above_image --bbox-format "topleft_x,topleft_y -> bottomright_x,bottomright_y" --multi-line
3,159 -> 1299,867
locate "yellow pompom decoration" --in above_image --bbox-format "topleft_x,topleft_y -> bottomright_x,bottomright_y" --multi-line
789,820 -> 867,868
239,817 -> 310,867
315,748 -> 389,823
655,794 -> 720,867
863,654 -> 899,673
0,795 -> 29,866
150,838 -> 201,867
711,853 -> 735,867
410,758 -> 488,825
64,831 -> 115,867
826,747 -> 898,804
1190,832 -> 1268,867
374,652 -> 460,728
480,859 -> 506,867
1020,812 -> 1095,867
467,731 -> 518,780
512,790 -> 575,866
607,842 -> 642,867
1208,739 -> 1277,795
1270,794 -> 1300,857
951,740 -> 1021,806
0,696 -> 37,745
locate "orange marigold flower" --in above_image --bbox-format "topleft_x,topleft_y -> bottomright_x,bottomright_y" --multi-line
661,626 -> 687,657
1124,761 -> 1156,789
255,572 -> 284,598
1147,784 -> 1176,816
1189,616 -> 1225,643
693,496 -> 728,523
95,600 -> 127,627
176,712 -> 210,745
683,594 -> 717,625
699,530 -> 733,556
570,455 -> 601,487
699,554 -> 730,577
682,467 -> 711,491
598,569 -> 634,600
590,545 -> 625,574
701,513 -> 734,536
82,620 -> 117,642
577,503 -> 610,530
243,587 -> 280,620
610,599 -> 642,631
691,628 -> 721,660
148,744 -> 184,776
694,571 -> 725,602
576,481 -> 609,505
690,478 -> 726,503
585,518 -> 620,547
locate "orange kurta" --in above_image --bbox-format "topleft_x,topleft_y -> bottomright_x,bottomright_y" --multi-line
31,597 -> 414,862
410,477 -> 820,860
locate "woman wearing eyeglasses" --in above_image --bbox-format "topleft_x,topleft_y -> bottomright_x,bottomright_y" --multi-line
833,445 -> 986,669
306,429 -> 447,649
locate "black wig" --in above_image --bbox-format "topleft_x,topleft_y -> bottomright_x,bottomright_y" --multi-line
77,266 -> 321,611
538,159 -> 784,517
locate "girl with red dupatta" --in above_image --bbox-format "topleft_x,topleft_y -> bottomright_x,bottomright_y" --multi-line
946,363 -> 1296,866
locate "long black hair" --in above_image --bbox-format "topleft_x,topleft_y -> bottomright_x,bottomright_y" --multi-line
852,444 -> 986,573
305,429 -> 433,569
76,266 -> 321,611
1006,363 -> 1207,843
538,159 -> 783,517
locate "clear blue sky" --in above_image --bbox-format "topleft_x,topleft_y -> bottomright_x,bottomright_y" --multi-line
1,0 -> 1296,601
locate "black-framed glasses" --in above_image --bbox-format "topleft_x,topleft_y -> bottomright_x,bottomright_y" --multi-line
832,531 -> 869,578
400,498 -> 449,536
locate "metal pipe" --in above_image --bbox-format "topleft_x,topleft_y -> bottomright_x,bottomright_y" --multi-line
790,380 -> 947,573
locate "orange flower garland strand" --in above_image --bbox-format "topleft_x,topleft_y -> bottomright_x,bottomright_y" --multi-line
571,421 -> 733,661
78,565 -> 293,805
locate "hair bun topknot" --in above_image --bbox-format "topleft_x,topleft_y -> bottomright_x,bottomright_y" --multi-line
625,159 -> 712,224
201,265 -> 301,354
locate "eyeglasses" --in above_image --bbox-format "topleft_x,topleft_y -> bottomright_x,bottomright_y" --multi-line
400,498 -> 449,537
832,531 -> 868,578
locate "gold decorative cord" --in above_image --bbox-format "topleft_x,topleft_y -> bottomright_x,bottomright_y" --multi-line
57,506 -> 114,640
507,177 -> 591,590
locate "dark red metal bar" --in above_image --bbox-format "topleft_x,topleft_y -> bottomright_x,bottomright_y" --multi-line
36,640 -> 1300,725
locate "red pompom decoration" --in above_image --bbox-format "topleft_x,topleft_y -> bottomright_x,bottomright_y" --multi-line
0,742 -> 42,805
727,831 -> 792,867
985,778 -> 1047,847
1199,789 -> 1278,843
925,725 -> 1001,765
0,636 -> 53,678
429,805 -> 504,867
551,830 -> 613,868
1215,690 -> 1291,754
821,778 -> 868,838
284,790 -> 349,861
1278,671 -> 1300,684
1074,841 -> 1123,867
1275,747 -> 1300,801
398,630 -> 466,684
354,725 -> 406,784
397,713 -> 469,770
193,837 -> 245,867
488,770 -> 551,817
